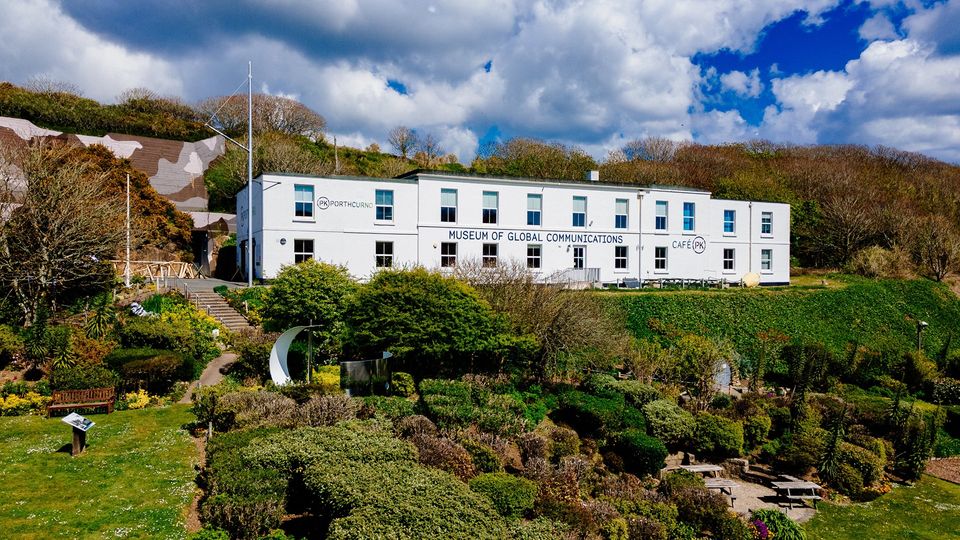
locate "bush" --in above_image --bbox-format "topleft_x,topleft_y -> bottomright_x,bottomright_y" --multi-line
510,518 -> 571,540
117,351 -> 188,393
584,373 -> 661,407
838,442 -> 885,485
932,377 -> 960,405
469,472 -> 537,520
693,413 -> 744,459
0,325 -> 24,368
847,246 -> 912,279
518,432 -> 549,464
668,483 -> 730,534
461,437 -> 504,473
294,395 -> 358,426
229,331 -> 277,382
659,469 -> 705,498
119,317 -> 200,362
715,513 -> 754,540
611,428 -> 668,477
750,509 -> 806,540
391,371 -> 415,397
553,390 -> 645,438
360,395 -> 416,420
743,413 -> 772,450
643,399 -> 695,448
215,391 -> 296,431
548,426 -> 581,462
408,434 -> 477,480
1,392 -> 50,416
419,378 -> 529,436
49,364 -> 118,390
395,414 -> 438,438
832,462 -> 864,497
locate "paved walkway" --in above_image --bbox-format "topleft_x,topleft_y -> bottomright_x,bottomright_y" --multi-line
730,479 -> 817,523
179,352 -> 237,404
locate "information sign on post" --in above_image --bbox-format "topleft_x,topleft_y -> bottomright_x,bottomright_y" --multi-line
61,413 -> 95,456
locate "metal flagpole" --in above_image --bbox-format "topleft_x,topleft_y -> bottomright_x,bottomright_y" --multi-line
125,173 -> 131,287
247,61 -> 254,287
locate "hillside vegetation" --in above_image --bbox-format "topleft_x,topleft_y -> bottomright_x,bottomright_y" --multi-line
606,275 -> 960,370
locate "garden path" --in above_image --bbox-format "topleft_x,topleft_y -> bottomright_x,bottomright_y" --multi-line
732,479 -> 816,523
178,352 -> 237,404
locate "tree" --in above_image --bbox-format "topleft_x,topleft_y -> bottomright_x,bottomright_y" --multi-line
473,137 -> 598,181
387,126 -> 418,159
673,334 -> 733,410
905,214 -> 960,281
261,259 -> 358,358
197,93 -> 327,141
621,137 -> 685,162
415,133 -> 444,167
0,141 -> 124,326
343,268 -> 506,377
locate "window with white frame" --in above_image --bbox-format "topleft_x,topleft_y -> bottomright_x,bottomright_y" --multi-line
683,202 -> 695,231
572,196 -> 587,227
482,243 -> 498,267
723,209 -> 736,233
761,211 -> 773,235
527,244 -> 541,269
614,245 -> 628,269
440,188 -> 457,222
375,241 -> 393,267
723,248 -> 735,271
654,246 -> 667,271
527,194 -> 542,226
294,239 -> 314,263
482,191 -> 498,224
655,200 -> 668,231
294,185 -> 314,218
375,190 -> 394,221
615,198 -> 628,229
761,249 -> 772,271
573,245 -> 586,269
440,242 -> 457,267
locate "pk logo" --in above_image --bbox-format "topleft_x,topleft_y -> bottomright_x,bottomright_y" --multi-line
316,196 -> 330,210
692,236 -> 706,254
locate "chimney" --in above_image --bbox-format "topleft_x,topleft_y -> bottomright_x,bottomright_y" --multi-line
586,170 -> 600,182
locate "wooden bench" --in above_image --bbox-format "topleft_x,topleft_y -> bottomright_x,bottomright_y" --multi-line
47,387 -> 116,417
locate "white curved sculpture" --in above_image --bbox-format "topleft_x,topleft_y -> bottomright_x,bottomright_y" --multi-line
269,325 -> 322,386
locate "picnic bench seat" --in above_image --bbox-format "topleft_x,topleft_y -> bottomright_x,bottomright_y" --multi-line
47,387 -> 116,417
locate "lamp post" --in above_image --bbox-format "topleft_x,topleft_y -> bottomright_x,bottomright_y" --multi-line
917,320 -> 928,353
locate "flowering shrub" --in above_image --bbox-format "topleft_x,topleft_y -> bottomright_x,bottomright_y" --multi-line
749,519 -> 770,540
0,391 -> 50,416
125,389 -> 151,409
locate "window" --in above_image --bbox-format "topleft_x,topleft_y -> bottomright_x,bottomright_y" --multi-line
526,244 -> 542,269
654,246 -> 667,271
375,241 -> 393,268
573,245 -> 586,269
482,191 -> 498,224
294,185 -> 314,218
723,248 -> 735,271
440,242 -> 457,267
375,190 -> 394,221
723,209 -> 736,234
482,243 -> 498,267
683,202 -> 695,231
440,188 -> 457,222
615,198 -> 628,229
655,200 -> 668,231
761,249 -> 773,271
572,196 -> 587,227
527,194 -> 542,226
614,245 -> 628,269
294,239 -> 314,263
761,211 -> 773,235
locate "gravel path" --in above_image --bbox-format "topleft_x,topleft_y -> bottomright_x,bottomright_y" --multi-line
178,352 -> 237,404
926,458 -> 960,484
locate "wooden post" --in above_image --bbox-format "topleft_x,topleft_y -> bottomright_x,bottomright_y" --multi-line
71,426 -> 86,456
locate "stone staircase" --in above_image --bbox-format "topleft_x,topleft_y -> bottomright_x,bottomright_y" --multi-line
187,289 -> 253,333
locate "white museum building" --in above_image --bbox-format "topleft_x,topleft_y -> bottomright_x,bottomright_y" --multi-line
237,170 -> 791,285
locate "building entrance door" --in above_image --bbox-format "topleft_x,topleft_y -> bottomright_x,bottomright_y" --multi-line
573,245 -> 586,269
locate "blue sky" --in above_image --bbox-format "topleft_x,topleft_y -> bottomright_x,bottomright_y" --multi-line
0,0 -> 958,162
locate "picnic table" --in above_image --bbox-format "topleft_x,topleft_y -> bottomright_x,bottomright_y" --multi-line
704,477 -> 740,507
679,464 -> 724,478
772,480 -> 822,509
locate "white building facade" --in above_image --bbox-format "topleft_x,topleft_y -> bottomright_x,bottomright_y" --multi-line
238,171 -> 790,285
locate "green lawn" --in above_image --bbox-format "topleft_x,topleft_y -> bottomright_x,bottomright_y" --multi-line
806,475 -> 960,540
0,405 -> 199,539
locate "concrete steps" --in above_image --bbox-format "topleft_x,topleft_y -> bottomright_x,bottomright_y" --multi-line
188,290 -> 253,333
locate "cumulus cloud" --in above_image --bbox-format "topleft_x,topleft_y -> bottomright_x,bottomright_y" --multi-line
719,69 -> 764,98
859,12 -> 898,41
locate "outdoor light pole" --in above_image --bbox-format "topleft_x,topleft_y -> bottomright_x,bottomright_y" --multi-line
204,62 -> 255,287
917,320 -> 928,353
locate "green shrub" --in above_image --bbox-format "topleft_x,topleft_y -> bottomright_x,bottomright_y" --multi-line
419,378 -> 529,436
461,437 -> 504,473
305,460 -> 508,539
548,426 -> 581,462
391,371 -> 416,397
187,527 -> 230,540
838,442 -> 885,485
510,518 -> 571,540
120,317 -> 200,361
612,428 -> 668,477
553,390 -> 645,438
229,331 -> 278,382
932,377 -> 960,405
49,364 -> 119,390
710,394 -> 733,409
215,391 -> 297,431
409,434 -> 476,480
360,395 -> 416,420
643,399 -> 695,448
469,472 -> 537,520
119,352 -> 187,393
743,413 -> 773,450
693,413 -> 744,459
584,373 -> 660,407
715,513 -> 754,540
934,429 -> 960,457
832,462 -> 864,497
750,509 -> 806,540
0,325 -> 23,368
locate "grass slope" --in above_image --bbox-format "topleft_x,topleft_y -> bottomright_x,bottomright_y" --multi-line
607,276 -> 960,359
805,475 -> 960,539
0,405 -> 198,540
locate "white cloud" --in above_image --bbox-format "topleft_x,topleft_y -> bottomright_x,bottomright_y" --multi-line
691,109 -> 758,144
903,0 -> 960,53
0,0 -> 183,102
858,12 -> 898,41
719,69 -> 764,98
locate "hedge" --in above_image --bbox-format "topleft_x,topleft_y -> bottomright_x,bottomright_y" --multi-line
643,399 -> 695,448
612,428 -> 669,477
419,378 -> 529,436
468,472 -> 537,520
692,413 -> 744,459
553,390 -> 646,438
